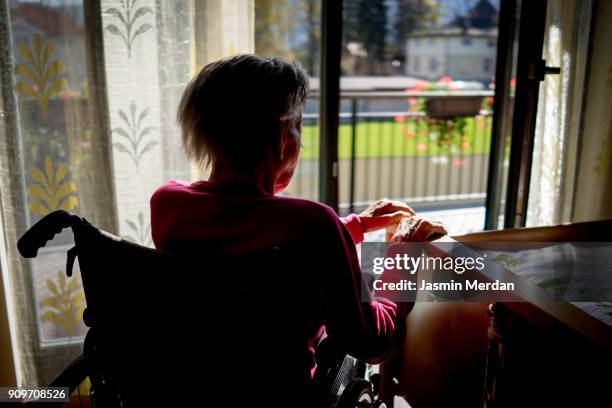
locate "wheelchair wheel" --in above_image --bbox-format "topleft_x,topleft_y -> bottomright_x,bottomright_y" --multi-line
336,379 -> 373,408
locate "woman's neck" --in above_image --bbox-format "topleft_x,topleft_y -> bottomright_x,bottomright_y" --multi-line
208,164 -> 275,194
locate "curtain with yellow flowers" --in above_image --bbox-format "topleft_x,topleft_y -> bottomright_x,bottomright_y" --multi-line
0,0 -> 254,389
1,1 -> 111,387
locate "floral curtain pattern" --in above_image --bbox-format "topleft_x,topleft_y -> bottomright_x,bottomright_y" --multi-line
5,1 -> 97,386
0,0 -> 254,387
101,0 -> 254,245
102,0 -> 167,246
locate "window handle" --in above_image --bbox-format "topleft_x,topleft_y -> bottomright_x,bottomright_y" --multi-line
533,59 -> 561,81
543,65 -> 561,75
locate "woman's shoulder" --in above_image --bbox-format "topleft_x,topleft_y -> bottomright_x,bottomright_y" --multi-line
273,195 -> 341,227
150,180 -> 193,207
153,179 -> 191,194
274,194 -> 329,211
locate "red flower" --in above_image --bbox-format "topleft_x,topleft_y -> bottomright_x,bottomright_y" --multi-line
407,80 -> 431,93
439,76 -> 453,84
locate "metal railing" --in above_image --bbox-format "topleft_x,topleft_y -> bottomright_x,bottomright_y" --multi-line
285,90 -> 494,215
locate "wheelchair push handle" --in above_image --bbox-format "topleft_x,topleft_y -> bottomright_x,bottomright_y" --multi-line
18,210 -> 81,258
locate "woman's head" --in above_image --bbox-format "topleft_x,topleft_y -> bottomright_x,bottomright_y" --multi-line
177,54 -> 308,193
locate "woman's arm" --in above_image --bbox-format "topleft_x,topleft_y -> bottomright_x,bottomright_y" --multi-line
320,206 -> 406,364
339,214 -> 365,244
340,198 -> 416,245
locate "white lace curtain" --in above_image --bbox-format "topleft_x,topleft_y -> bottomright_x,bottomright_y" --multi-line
572,0 -> 612,222
526,0 -> 593,226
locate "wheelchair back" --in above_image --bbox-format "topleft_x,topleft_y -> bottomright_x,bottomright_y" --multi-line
18,211 -> 382,407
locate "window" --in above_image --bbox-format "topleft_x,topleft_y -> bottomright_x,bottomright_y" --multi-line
483,58 -> 492,73
429,57 -> 439,71
255,0 -> 321,202
340,0 -> 499,231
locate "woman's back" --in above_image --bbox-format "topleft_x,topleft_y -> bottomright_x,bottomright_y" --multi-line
150,180 -> 405,401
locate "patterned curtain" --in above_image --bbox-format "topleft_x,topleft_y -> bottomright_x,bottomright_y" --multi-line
0,0 -> 253,389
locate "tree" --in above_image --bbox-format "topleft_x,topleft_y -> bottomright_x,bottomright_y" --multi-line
254,0 -> 320,76
290,0 -> 321,76
254,0 -> 295,60
302,0 -> 320,75
393,0 -> 440,57
344,0 -> 388,73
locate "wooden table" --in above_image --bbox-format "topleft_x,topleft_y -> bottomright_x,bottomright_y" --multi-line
380,219 -> 612,407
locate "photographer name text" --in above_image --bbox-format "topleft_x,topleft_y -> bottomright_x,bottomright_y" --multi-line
373,279 -> 514,292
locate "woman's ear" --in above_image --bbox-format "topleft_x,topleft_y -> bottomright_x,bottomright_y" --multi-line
278,118 -> 293,162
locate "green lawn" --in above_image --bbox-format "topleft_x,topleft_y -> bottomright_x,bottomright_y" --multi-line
299,117 -> 492,159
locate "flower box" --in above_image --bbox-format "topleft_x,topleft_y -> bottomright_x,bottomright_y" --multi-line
425,96 -> 483,118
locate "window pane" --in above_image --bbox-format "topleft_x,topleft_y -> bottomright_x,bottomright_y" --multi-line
340,0 -> 500,236
254,0 -> 321,201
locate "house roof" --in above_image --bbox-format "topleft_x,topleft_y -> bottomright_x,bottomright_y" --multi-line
453,0 -> 498,30
408,0 -> 498,38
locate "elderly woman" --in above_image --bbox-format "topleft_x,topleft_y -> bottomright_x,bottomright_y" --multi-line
150,54 -> 444,406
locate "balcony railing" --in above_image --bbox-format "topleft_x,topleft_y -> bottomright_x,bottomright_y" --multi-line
284,90 -> 495,215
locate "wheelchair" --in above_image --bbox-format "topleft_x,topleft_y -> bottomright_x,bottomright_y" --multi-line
16,210 -> 386,408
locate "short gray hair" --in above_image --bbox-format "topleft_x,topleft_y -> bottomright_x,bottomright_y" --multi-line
177,54 -> 309,169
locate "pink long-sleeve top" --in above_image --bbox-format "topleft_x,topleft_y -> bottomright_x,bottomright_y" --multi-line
150,180 -> 404,402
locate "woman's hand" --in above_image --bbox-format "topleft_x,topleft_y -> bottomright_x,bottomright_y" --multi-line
358,198 -> 416,234
390,217 -> 447,242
